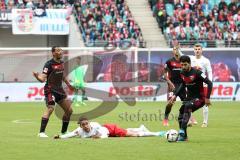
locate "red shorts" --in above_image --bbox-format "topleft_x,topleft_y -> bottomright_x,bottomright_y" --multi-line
103,124 -> 127,137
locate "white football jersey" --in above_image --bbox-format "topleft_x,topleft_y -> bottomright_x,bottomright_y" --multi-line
60,122 -> 109,139
190,55 -> 213,81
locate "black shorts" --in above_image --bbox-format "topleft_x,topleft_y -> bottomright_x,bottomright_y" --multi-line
180,98 -> 205,113
44,87 -> 67,106
167,83 -> 186,101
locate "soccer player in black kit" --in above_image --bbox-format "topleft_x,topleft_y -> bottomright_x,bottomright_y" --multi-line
33,46 -> 74,138
168,55 -> 212,141
163,46 -> 186,126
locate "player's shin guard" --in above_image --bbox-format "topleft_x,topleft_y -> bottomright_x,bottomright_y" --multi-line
178,113 -> 183,129
203,105 -> 209,124
178,105 -> 185,128
180,103 -> 192,138
40,117 -> 49,133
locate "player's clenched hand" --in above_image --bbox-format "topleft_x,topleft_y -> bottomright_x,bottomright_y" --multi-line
53,135 -> 60,139
205,98 -> 211,106
33,72 -> 39,78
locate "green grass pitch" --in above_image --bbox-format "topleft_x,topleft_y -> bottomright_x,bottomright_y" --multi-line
0,101 -> 240,160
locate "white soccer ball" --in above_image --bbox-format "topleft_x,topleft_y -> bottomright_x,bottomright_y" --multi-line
166,129 -> 178,142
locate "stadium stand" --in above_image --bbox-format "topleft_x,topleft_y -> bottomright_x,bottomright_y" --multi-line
148,0 -> 240,48
73,0 -> 146,47
0,0 -> 73,10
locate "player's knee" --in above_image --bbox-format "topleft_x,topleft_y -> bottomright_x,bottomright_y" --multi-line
68,108 -> 73,115
179,105 -> 185,113
43,107 -> 54,118
47,107 -> 54,113
184,101 -> 194,111
178,113 -> 183,121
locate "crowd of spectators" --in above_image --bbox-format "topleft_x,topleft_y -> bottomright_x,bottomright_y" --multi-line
0,0 -> 73,10
74,0 -> 146,47
1,0 -> 146,48
149,0 -> 240,47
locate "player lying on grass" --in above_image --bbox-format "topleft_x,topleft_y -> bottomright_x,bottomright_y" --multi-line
54,117 -> 166,139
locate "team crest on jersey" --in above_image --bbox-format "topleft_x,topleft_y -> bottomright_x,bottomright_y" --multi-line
189,75 -> 195,81
52,64 -> 64,70
43,67 -> 48,73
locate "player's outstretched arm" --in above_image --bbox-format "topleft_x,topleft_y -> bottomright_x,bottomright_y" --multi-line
54,130 -> 79,139
33,72 -> 47,83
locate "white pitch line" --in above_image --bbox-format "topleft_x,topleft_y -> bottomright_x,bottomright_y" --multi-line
12,119 -> 35,124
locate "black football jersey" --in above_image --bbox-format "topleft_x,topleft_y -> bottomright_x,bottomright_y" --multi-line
175,67 -> 212,100
165,57 -> 182,84
42,59 -> 64,91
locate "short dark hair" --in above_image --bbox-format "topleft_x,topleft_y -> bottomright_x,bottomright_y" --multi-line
78,117 -> 88,124
180,55 -> 191,63
51,46 -> 60,52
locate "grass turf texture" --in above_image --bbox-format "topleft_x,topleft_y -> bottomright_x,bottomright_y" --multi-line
0,102 -> 240,160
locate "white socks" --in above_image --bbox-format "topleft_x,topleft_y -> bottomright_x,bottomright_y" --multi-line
138,131 -> 159,137
127,124 -> 150,132
127,128 -> 143,132
127,125 -> 159,137
203,105 -> 209,124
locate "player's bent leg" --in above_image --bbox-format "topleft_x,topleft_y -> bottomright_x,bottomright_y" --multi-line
164,91 -> 175,126
42,106 -> 55,118
163,103 -> 173,126
178,102 -> 195,141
